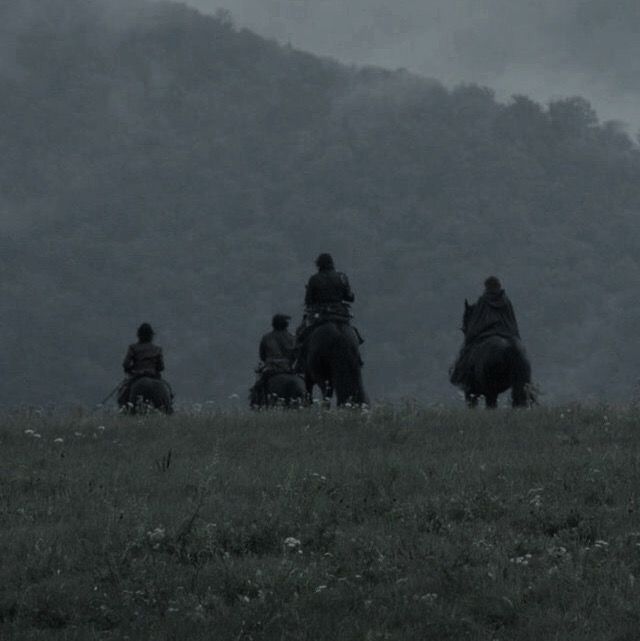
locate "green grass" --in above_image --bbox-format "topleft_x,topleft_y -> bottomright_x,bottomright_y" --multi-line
1,405 -> 640,640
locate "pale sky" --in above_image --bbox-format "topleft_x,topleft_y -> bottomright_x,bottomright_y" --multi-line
184,0 -> 640,131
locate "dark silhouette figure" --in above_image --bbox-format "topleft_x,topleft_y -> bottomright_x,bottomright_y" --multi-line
450,277 -> 532,408
250,314 -> 303,407
295,254 -> 366,406
259,314 -> 296,369
118,323 -> 173,413
304,253 -> 355,312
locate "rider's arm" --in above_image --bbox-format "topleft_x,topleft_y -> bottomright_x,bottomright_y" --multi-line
259,336 -> 268,363
304,278 -> 315,306
156,348 -> 165,373
340,273 -> 355,303
122,346 -> 134,374
508,301 -> 521,338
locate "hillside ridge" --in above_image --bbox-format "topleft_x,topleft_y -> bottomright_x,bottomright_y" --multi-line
1,0 -> 639,405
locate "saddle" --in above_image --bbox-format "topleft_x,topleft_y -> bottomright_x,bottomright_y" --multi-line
256,358 -> 294,375
305,303 -> 352,326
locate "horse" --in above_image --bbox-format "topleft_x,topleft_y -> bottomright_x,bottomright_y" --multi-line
120,377 -> 174,414
249,372 -> 306,408
304,322 -> 367,407
453,300 -> 533,409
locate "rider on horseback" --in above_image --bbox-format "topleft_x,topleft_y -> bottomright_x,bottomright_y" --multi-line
295,253 -> 362,371
465,276 -> 520,343
117,323 -> 164,407
251,314 -> 296,404
450,276 -> 525,390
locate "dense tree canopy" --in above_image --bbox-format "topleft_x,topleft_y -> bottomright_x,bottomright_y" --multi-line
1,0 -> 639,406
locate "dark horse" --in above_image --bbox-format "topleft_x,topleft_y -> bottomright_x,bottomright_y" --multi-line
120,377 -> 174,414
250,373 -> 306,408
305,322 -> 367,406
455,301 -> 533,409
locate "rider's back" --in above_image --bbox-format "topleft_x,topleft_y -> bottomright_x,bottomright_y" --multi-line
305,270 -> 354,307
260,329 -> 295,364
123,342 -> 164,377
466,290 -> 520,345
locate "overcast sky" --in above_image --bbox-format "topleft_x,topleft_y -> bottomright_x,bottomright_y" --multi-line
184,0 -> 640,131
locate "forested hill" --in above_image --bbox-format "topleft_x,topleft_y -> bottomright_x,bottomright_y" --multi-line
2,0 -> 640,406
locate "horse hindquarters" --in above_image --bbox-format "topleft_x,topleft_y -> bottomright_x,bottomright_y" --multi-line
307,324 -> 366,406
267,374 -> 306,407
508,342 -> 532,408
331,327 -> 366,406
470,337 -> 513,408
128,378 -> 173,414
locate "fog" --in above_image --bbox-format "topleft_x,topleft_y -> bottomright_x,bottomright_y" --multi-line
1,0 -> 640,408
185,0 -> 640,130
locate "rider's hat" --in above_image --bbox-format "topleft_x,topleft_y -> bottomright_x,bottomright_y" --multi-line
315,253 -> 334,270
484,276 -> 502,292
137,322 -> 154,342
272,314 -> 291,329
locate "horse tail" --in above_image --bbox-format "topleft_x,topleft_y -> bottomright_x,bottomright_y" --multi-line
507,338 -> 533,407
331,328 -> 366,406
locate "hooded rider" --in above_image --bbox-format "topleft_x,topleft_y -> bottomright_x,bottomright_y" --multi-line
464,276 -> 520,344
450,276 -> 524,387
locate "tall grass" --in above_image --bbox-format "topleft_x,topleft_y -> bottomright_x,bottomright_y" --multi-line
1,405 -> 639,639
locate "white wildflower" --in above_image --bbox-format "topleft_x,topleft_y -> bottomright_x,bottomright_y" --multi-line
54,438 -> 64,444
510,553 -> 532,566
24,429 -> 35,435
147,527 -> 166,543
284,537 -> 301,550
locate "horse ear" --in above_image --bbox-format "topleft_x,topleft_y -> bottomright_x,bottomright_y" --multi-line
464,299 -> 470,310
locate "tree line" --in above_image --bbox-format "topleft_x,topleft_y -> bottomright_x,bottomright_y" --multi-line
1,0 -> 639,405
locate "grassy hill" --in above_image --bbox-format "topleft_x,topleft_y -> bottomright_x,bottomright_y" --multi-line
1,406 -> 640,638
2,0 -> 640,406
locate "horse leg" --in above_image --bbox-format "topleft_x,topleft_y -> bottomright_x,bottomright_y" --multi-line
321,380 -> 333,408
325,381 -> 334,400
465,392 -> 479,409
304,374 -> 314,406
485,393 -> 498,409
511,384 -> 528,408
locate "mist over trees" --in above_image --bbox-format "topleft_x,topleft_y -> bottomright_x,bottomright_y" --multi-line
1,0 -> 640,406
188,0 -> 640,129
